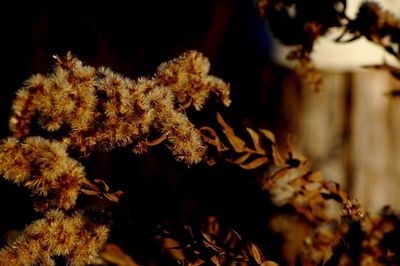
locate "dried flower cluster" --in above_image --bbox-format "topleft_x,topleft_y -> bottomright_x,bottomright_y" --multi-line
0,51 -> 230,265
9,51 -> 230,164
0,137 -> 85,211
155,50 -> 231,110
0,210 -> 109,266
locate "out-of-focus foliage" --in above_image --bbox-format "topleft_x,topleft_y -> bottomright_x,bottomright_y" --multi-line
258,0 -> 400,91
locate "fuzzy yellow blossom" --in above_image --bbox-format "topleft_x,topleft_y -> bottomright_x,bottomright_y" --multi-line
155,50 -> 231,110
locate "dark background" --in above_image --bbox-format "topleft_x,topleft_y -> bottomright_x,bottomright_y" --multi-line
0,1 -> 296,264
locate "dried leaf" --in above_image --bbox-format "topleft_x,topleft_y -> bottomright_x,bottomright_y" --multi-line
259,129 -> 276,143
103,192 -> 121,202
248,242 -> 264,264
246,128 -> 266,155
272,145 -> 285,166
146,135 -> 167,146
163,238 -> 186,260
80,189 -> 100,196
200,126 -> 228,151
81,178 -> 101,192
189,259 -> 207,266
305,171 -> 323,182
239,157 -> 269,169
200,127 -> 218,145
202,233 -> 225,253
100,243 -> 140,266
263,167 -> 291,189
179,97 -> 193,110
222,229 -> 234,244
216,113 -> 246,153
261,261 -> 279,266
114,190 -> 124,197
210,256 -> 223,266
94,179 -> 110,192
225,153 -> 251,164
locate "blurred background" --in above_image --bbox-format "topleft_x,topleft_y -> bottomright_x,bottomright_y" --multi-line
1,0 -> 400,264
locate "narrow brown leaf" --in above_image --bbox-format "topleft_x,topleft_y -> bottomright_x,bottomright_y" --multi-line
239,157 -> 268,169
216,113 -> 246,152
271,145 -> 285,166
263,168 -> 290,189
163,238 -> 186,260
223,229 -> 234,244
81,178 -> 101,192
114,190 -> 124,197
200,126 -> 228,151
94,179 -> 110,192
179,97 -> 193,110
146,135 -> 167,146
103,192 -> 120,202
246,128 -> 266,155
225,153 -> 251,164
81,189 -> 100,196
210,256 -> 223,266
189,259 -> 207,266
100,243 -> 140,266
305,171 -> 323,182
202,233 -> 225,253
259,129 -> 276,143
248,242 -> 264,264
261,261 -> 279,266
